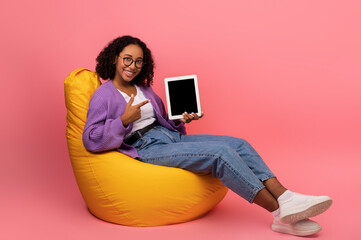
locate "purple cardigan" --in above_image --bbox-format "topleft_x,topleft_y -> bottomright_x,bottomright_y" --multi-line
82,80 -> 186,158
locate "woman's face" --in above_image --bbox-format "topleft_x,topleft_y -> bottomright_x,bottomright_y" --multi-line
114,44 -> 144,83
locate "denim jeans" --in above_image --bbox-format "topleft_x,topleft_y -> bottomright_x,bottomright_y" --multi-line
132,125 -> 275,203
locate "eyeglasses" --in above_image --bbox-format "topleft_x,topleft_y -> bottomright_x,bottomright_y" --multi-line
118,56 -> 144,69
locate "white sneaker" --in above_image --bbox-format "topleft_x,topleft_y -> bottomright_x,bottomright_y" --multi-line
272,218 -> 322,236
278,192 -> 332,224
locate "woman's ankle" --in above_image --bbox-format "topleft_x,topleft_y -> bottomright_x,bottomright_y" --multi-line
253,188 -> 279,212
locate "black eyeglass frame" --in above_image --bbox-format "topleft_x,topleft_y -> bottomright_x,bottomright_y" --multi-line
118,55 -> 144,69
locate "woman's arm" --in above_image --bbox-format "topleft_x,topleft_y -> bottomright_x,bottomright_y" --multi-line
82,95 -> 131,152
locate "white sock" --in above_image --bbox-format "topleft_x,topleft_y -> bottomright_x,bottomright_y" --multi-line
277,190 -> 293,202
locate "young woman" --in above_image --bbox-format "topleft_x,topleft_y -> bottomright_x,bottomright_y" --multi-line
82,35 -> 332,236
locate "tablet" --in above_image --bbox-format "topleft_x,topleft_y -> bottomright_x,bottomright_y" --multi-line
164,75 -> 202,120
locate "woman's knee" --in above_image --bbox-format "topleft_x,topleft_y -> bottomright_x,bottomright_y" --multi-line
234,138 -> 257,151
209,142 -> 238,157
236,137 -> 250,146
220,135 -> 252,148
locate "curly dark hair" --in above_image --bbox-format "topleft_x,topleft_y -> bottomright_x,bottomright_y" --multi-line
96,36 -> 154,86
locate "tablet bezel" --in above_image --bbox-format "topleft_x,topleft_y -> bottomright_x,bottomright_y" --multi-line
164,74 -> 202,120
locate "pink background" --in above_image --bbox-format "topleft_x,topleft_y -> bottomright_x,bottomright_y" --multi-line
1,0 -> 360,239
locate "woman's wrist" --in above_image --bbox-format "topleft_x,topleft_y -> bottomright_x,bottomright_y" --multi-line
120,115 -> 130,127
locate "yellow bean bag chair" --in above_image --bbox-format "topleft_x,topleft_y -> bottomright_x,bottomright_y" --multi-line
64,68 -> 228,226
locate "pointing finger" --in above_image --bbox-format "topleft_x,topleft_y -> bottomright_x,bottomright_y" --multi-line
135,99 -> 150,108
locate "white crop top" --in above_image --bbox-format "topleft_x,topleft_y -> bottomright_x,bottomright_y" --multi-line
118,85 -> 156,137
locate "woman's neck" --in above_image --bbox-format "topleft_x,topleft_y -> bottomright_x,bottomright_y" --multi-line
112,78 -> 137,97
113,77 -> 133,90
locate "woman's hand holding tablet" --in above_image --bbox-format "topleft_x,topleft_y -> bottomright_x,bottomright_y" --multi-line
176,112 -> 204,124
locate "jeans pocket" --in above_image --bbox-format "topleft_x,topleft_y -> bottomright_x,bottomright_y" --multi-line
158,128 -> 176,142
132,137 -> 147,150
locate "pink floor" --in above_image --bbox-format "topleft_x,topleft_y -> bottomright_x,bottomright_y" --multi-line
2,142 -> 359,240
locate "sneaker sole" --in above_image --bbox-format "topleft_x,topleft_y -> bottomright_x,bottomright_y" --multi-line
281,198 -> 332,224
272,223 -> 322,236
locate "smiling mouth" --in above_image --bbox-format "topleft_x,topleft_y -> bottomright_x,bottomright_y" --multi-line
124,70 -> 135,77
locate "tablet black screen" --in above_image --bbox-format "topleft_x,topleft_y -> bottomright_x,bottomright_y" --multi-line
168,79 -> 198,115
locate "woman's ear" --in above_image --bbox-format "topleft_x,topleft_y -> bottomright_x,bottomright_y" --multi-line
114,56 -> 118,65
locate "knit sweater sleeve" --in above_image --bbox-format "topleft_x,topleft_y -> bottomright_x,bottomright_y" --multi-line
82,93 -> 131,152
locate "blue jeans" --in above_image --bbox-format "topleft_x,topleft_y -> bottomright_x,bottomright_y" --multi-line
132,126 -> 275,203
